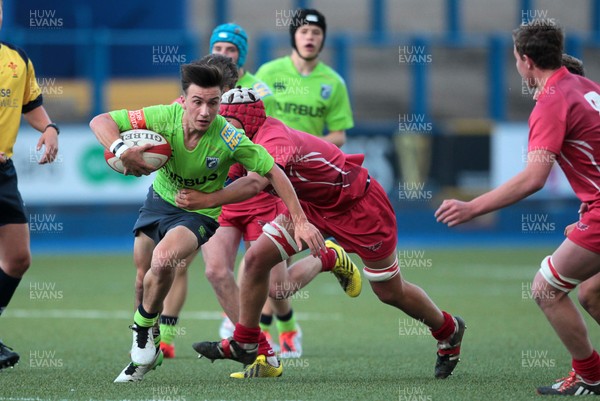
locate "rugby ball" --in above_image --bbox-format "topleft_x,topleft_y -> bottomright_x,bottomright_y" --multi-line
104,129 -> 171,174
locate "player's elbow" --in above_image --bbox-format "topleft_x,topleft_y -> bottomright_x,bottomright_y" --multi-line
245,177 -> 266,196
89,113 -> 112,133
528,176 -> 547,193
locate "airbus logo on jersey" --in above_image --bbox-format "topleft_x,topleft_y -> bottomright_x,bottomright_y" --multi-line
275,102 -> 325,118
164,167 -> 218,187
321,84 -> 332,99
206,157 -> 219,169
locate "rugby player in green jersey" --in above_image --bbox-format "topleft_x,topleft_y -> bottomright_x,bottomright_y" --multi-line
89,60 -> 324,382
255,8 -> 353,147
160,23 -> 303,359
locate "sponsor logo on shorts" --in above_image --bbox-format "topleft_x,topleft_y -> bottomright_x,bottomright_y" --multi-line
577,221 -> 590,231
362,241 -> 382,252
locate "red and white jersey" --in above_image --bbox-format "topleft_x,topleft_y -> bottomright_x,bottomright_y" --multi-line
235,117 -> 369,210
528,66 -> 600,206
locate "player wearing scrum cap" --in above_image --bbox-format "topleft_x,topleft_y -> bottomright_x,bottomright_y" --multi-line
192,88 -> 465,380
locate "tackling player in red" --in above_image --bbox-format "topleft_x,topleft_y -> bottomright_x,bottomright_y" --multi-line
192,87 -> 466,379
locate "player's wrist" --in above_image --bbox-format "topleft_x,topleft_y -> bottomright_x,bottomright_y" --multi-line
110,139 -> 130,159
44,123 -> 60,135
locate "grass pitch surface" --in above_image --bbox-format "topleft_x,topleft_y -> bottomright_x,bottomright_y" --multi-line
1,248 -> 598,400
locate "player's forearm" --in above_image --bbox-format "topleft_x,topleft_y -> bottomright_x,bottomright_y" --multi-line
323,130 -> 346,147
89,113 -> 123,149
265,166 -> 307,224
203,174 -> 267,208
470,170 -> 545,217
23,106 -> 52,132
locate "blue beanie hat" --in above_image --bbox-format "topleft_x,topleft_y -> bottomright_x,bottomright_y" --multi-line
210,23 -> 248,68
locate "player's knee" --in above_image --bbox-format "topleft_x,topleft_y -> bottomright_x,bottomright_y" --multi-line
534,256 -> 579,307
3,250 -> 31,277
363,257 -> 399,283
577,282 -> 600,312
204,262 -> 232,285
242,251 -> 263,275
537,255 -> 580,294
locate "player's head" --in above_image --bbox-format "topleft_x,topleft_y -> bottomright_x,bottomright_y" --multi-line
180,62 -> 224,132
562,53 -> 585,76
289,8 -> 326,60
210,23 -> 248,68
513,19 -> 563,71
219,87 -> 267,140
196,54 -> 239,91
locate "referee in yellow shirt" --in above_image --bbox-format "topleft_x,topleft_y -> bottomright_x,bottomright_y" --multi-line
0,0 -> 59,369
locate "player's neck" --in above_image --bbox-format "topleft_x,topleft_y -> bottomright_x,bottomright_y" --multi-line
531,68 -> 559,100
290,51 -> 319,76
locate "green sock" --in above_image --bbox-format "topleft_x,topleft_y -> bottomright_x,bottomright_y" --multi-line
160,323 -> 177,345
133,309 -> 158,328
154,328 -> 161,348
276,310 -> 297,333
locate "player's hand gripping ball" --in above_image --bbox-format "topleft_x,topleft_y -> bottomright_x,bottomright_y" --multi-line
104,129 -> 171,174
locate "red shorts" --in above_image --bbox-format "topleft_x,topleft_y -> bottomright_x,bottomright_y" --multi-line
219,197 -> 287,241
297,179 -> 397,261
568,206 -> 600,254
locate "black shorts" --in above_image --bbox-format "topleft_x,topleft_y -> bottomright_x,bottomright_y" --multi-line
133,186 -> 219,248
0,160 -> 27,226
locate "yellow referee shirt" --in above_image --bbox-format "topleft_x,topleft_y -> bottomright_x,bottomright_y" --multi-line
0,42 -> 43,157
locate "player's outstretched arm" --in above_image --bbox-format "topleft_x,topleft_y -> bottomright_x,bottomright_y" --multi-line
264,165 -> 325,256
435,149 -> 555,227
89,113 -> 154,177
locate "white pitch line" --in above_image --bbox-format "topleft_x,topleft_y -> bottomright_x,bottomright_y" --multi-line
4,309 -> 341,321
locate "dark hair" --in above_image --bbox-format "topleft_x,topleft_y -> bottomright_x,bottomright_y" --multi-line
513,19 -> 563,70
196,54 -> 239,91
180,62 -> 223,93
562,53 -> 585,77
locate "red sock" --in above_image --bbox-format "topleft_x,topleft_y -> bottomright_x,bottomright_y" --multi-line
258,332 -> 275,357
232,323 -> 260,345
430,311 -> 455,341
320,248 -> 337,272
573,350 -> 600,384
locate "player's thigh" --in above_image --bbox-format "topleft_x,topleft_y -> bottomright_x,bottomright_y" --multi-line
551,238 -> 600,282
0,223 -> 30,274
362,252 -> 397,271
153,226 -> 198,268
237,212 -> 298,275
201,226 -> 243,273
248,238 -> 287,284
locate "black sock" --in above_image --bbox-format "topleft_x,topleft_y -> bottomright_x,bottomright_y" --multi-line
260,313 -> 274,326
276,309 -> 293,322
0,267 -> 21,316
